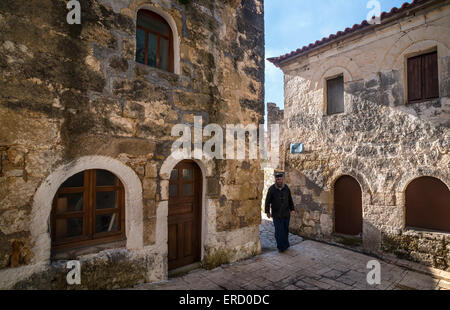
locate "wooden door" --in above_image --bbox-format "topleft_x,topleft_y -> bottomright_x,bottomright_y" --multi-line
334,176 -> 363,236
406,177 -> 450,232
168,161 -> 202,270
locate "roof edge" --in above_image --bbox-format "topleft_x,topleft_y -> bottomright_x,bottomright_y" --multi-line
268,0 -> 443,67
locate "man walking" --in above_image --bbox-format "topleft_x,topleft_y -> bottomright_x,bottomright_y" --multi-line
264,172 -> 295,253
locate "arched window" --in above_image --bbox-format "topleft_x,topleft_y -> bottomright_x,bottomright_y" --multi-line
334,175 -> 363,236
405,177 -> 450,232
51,169 -> 125,250
136,9 -> 174,72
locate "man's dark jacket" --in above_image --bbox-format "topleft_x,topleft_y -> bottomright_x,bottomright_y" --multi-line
265,184 -> 295,219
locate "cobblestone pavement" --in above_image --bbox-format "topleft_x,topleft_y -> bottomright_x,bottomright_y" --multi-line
130,240 -> 449,290
259,213 -> 303,252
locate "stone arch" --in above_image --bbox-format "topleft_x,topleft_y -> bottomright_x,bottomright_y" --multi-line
395,167 -> 450,194
393,167 -> 449,230
134,3 -> 181,75
311,55 -> 359,90
160,151 -> 215,181
327,167 -> 372,198
379,26 -> 450,71
30,156 -> 144,265
156,151 -> 215,272
317,66 -> 353,90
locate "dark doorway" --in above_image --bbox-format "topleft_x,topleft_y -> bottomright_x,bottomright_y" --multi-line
168,160 -> 202,271
334,175 -> 363,236
405,177 -> 450,232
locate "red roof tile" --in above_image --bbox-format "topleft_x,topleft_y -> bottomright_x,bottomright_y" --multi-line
268,0 -> 436,66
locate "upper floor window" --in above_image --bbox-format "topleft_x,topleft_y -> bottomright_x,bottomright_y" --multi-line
51,169 -> 125,251
407,51 -> 439,104
326,75 -> 344,115
136,9 -> 174,72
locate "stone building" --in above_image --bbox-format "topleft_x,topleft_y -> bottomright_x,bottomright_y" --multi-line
261,102 -> 283,212
269,0 -> 450,270
0,0 -> 265,289
266,102 -> 284,167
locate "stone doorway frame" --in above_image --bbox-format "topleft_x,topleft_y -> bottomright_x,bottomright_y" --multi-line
158,151 -> 215,277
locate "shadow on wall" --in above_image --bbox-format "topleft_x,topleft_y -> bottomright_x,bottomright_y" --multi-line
283,164 -> 450,272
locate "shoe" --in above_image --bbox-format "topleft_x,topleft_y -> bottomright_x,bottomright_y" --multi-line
279,246 -> 290,253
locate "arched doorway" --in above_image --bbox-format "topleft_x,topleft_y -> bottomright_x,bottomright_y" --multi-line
405,176 -> 450,232
168,160 -> 202,271
334,175 -> 363,236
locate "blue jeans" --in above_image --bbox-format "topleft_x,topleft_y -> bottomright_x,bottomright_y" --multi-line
273,217 -> 290,252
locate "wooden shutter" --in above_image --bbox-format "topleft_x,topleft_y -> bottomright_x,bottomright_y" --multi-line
327,76 -> 344,115
407,55 -> 422,102
407,51 -> 439,103
422,52 -> 439,100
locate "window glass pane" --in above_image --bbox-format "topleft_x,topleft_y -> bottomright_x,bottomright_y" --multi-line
182,183 -> 193,196
96,170 -> 117,186
96,214 -> 118,233
55,218 -> 83,239
170,169 -> 178,180
159,37 -> 168,71
169,184 -> 178,197
56,193 -> 83,213
147,33 -> 157,67
182,169 -> 192,180
136,28 -> 146,64
137,12 -> 169,36
96,191 -> 117,210
61,172 -> 84,188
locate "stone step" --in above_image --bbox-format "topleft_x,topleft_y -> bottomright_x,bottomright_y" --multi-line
168,262 -> 202,278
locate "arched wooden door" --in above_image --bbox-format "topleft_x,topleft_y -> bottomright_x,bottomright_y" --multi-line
334,176 -> 363,236
168,160 -> 202,271
406,177 -> 450,232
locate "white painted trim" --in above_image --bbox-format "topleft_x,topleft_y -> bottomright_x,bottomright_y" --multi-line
135,4 -> 181,75
159,152 -> 215,273
30,156 -> 144,265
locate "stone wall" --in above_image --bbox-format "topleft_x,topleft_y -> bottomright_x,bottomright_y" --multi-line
0,0 -> 264,289
278,1 -> 450,270
261,102 -> 284,211
266,102 -> 284,169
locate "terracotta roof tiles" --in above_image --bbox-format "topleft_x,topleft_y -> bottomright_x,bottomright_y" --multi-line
268,0 -> 435,66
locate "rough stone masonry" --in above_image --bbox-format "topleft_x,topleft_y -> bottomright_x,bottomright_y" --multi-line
0,0 -> 265,289
269,0 -> 449,271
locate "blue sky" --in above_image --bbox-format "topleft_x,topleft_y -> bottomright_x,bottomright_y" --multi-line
264,0 -> 410,112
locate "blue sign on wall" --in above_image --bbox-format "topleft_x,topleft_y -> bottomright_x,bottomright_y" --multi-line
290,143 -> 304,154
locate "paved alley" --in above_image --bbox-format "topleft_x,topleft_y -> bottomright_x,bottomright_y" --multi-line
130,239 -> 449,290
259,213 -> 304,252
